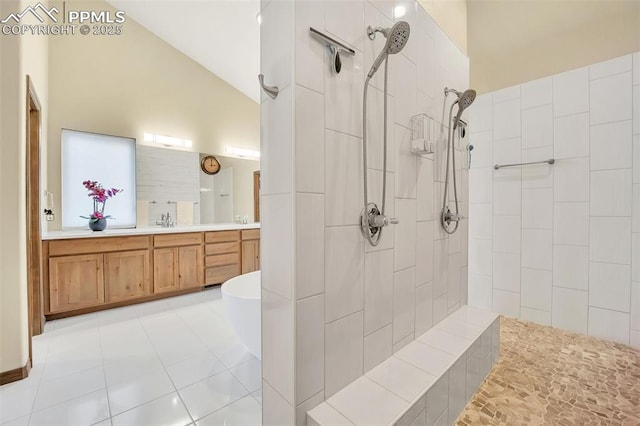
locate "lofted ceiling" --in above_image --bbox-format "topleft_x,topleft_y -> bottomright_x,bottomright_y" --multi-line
467,0 -> 640,92
106,0 -> 261,103
468,0 -> 639,58
105,1 -> 639,100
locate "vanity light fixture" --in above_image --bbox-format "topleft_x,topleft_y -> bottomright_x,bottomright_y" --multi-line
143,132 -> 193,149
224,146 -> 260,160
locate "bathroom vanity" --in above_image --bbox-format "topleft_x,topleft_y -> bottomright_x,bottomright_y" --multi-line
41,224 -> 260,319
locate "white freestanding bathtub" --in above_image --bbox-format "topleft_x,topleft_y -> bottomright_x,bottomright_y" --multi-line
221,271 -> 261,360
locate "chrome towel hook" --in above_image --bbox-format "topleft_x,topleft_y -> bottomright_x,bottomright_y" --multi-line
258,74 -> 279,99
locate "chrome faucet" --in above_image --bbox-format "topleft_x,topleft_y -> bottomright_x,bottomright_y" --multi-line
156,212 -> 175,228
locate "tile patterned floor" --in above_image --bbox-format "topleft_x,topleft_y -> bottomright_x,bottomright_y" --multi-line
0,288 -> 262,426
457,317 -> 640,425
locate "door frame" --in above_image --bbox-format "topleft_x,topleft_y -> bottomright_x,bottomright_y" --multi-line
26,75 -> 44,364
253,170 -> 260,222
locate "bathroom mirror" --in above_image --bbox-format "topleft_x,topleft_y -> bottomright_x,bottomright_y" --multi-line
136,145 -> 260,226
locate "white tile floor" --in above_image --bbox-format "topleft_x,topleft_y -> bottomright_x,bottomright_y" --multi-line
0,288 -> 262,426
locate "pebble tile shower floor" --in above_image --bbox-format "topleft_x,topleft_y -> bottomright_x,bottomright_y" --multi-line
0,288 -> 261,425
457,317 -> 640,425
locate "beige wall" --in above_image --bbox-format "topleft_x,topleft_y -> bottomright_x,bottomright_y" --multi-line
418,0 -> 468,53
468,0 -> 640,93
0,0 -> 49,373
47,0 -> 260,230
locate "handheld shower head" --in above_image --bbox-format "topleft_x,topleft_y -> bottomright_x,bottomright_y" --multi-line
367,21 -> 410,78
446,88 -> 476,129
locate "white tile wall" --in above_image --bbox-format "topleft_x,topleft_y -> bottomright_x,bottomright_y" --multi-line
521,229 -> 552,270
416,221 -> 435,285
589,55 -> 632,80
325,130 -> 363,226
553,244 -> 589,291
521,77 -> 552,110
262,290 -> 294,404
492,252 -> 520,293
554,113 -> 589,160
325,312 -> 364,397
521,268 -> 552,312
325,226 -> 365,323
522,105 -> 553,149
493,170 -> 521,215
589,217 -> 631,264
522,188 -> 553,229
590,72 -> 633,126
590,120 -> 632,171
393,267 -> 417,343
493,137 -> 521,166
553,68 -> 589,117
553,202 -> 589,246
296,295 -> 325,403
262,0 -> 472,421
493,215 -> 520,253
296,87 -> 325,193
492,289 -> 520,318
588,307 -> 630,344
552,287 -> 588,334
589,262 -> 631,312
493,99 -> 521,141
590,169 -> 632,217
363,325 -> 393,373
554,157 -> 590,202
520,307 -> 551,326
296,194 -> 325,299
364,249 -> 394,335
469,52 -> 640,346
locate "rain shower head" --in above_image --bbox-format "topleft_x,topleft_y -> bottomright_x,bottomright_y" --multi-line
445,87 -> 476,129
367,21 -> 410,78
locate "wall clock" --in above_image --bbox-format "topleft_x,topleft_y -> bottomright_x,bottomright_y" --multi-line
201,155 -> 221,175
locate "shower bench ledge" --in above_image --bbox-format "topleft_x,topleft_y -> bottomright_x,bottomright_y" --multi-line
307,305 -> 500,426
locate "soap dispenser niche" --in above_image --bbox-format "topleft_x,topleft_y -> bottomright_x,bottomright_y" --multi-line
410,113 -> 435,156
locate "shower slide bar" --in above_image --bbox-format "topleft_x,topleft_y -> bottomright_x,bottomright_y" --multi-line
494,158 -> 555,170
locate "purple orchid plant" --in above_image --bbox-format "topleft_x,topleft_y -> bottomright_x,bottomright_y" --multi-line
80,180 -> 123,223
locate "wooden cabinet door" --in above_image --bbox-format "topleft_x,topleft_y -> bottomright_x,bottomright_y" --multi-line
154,248 -> 178,293
178,245 -> 203,289
241,240 -> 260,273
49,254 -> 104,313
105,250 -> 151,303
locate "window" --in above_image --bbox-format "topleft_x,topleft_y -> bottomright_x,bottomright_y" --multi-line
61,129 -> 136,229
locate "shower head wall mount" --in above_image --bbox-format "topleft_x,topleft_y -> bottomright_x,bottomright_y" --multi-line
366,21 -> 410,78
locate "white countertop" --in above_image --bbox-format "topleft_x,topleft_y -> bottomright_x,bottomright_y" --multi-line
42,223 -> 260,240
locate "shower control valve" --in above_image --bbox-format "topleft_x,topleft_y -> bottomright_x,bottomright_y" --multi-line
370,214 -> 399,228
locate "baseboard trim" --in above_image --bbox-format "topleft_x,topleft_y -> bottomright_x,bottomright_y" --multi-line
0,361 -> 30,386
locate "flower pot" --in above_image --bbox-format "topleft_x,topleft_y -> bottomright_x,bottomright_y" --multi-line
89,218 -> 107,231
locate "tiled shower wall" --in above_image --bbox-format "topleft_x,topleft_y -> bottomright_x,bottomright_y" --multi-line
468,52 -> 640,348
260,0 -> 470,424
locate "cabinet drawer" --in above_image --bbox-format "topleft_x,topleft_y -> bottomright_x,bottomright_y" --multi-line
205,264 -> 240,284
205,242 -> 239,255
154,233 -> 202,247
205,253 -> 239,268
49,236 -> 150,256
205,230 -> 240,244
241,229 -> 260,241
